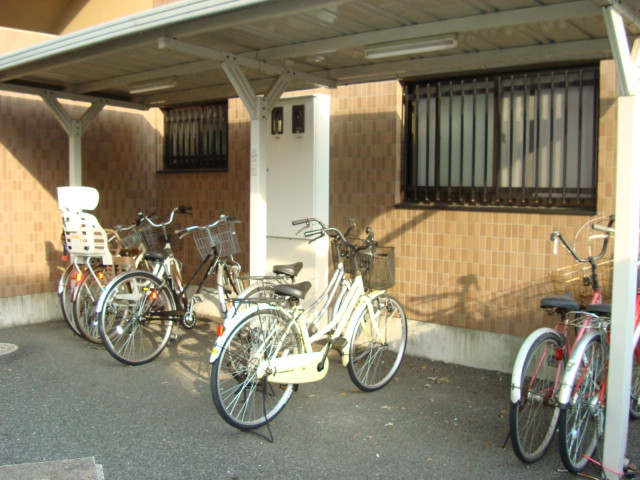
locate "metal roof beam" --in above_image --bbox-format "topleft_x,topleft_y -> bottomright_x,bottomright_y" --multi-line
254,0 -> 601,61
0,82 -> 149,110
158,37 -> 334,88
603,5 -> 636,95
328,38 -> 611,83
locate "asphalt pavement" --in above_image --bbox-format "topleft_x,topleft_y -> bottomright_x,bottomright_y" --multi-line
1,319 -> 639,480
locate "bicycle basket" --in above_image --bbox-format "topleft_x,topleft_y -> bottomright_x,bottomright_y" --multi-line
331,242 -> 359,275
549,258 -> 612,305
358,246 -> 395,290
118,227 -> 143,251
140,224 -> 183,252
193,221 -> 240,260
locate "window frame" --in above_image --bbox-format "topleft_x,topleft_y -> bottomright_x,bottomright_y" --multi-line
399,64 -> 600,214
160,102 -> 229,173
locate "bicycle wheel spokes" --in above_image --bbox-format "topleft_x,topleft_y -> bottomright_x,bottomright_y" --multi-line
211,309 -> 299,430
98,272 -> 174,365
347,294 -> 407,392
510,333 -> 563,463
74,268 -> 109,344
630,338 -> 640,419
559,337 -> 605,473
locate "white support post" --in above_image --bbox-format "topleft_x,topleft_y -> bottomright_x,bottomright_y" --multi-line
221,60 -> 291,276
41,92 -> 104,186
601,13 -> 640,479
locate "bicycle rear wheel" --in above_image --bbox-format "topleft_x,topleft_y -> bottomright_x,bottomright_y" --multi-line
210,309 -> 300,430
59,264 -> 82,337
509,331 -> 564,463
347,294 -> 407,392
558,336 -> 605,473
74,266 -> 110,344
98,271 -> 175,365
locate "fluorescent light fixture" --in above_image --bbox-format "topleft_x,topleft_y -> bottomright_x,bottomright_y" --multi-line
364,37 -> 457,59
128,77 -> 177,94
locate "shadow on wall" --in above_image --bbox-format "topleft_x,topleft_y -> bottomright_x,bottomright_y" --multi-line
406,273 -> 559,336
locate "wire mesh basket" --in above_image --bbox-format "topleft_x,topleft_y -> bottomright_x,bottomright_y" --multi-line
359,246 -> 395,290
549,258 -> 613,305
117,227 -> 143,251
193,221 -> 240,260
331,243 -> 395,290
140,224 -> 183,252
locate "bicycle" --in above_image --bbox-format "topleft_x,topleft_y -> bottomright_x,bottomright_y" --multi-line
556,227 -> 640,474
509,215 -> 614,464
209,218 -> 408,431
95,211 -> 297,365
71,223 -> 151,343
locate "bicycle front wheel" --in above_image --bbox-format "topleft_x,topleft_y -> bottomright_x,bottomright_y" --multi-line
558,336 -> 605,473
210,309 -> 301,430
347,294 -> 407,392
98,271 -> 175,365
509,331 -> 564,463
74,266 -> 110,344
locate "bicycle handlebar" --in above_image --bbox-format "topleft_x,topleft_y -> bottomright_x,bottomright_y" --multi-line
550,214 -> 614,263
292,217 -> 375,251
139,205 -> 192,228
175,214 -> 240,239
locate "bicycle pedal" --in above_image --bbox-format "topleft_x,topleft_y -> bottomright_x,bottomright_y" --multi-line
170,334 -> 179,341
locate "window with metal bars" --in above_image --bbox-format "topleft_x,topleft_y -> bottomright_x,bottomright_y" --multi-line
162,103 -> 228,172
401,66 -> 599,213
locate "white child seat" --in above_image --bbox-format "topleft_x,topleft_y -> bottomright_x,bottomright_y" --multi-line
57,186 -> 112,266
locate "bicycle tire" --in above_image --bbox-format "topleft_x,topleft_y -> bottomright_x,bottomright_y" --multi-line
98,271 -> 175,365
59,264 -> 83,337
630,334 -> 640,419
347,294 -> 407,392
210,308 -> 301,430
509,331 -> 564,463
74,266 -> 109,344
558,335 -> 605,473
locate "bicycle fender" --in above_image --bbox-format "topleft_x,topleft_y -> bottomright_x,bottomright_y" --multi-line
557,330 -> 601,407
341,291 -> 384,368
510,327 -> 561,404
208,304 -> 274,363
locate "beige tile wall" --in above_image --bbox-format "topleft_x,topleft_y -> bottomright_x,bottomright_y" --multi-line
0,23 -> 618,339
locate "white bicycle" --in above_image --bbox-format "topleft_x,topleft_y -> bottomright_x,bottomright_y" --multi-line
209,218 -> 408,431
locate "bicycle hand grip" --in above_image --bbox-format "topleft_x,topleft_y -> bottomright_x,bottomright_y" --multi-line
304,228 -> 323,238
178,206 -> 193,215
292,218 -> 311,226
592,224 -> 615,234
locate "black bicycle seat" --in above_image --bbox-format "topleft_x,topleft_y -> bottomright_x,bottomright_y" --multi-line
274,281 -> 312,300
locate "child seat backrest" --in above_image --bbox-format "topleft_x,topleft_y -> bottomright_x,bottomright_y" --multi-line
57,186 -> 99,211
57,186 -> 112,265
60,210 -> 113,265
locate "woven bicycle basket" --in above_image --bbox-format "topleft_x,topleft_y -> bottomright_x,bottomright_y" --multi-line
549,258 -> 613,305
193,221 -> 240,260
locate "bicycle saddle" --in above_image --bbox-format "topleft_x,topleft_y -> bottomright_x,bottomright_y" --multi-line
272,262 -> 303,278
273,281 -> 312,300
540,295 -> 580,312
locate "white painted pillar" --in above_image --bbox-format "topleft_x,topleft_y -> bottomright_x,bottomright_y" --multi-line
603,93 -> 640,480
249,106 -> 268,276
41,92 -> 104,186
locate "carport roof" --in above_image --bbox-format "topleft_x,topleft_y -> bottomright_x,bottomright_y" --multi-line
0,0 -> 639,109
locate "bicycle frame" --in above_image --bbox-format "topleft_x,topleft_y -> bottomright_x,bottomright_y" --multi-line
210,260 -> 386,378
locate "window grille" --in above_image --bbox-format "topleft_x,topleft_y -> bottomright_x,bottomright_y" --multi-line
163,103 -> 228,171
402,66 -> 599,212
